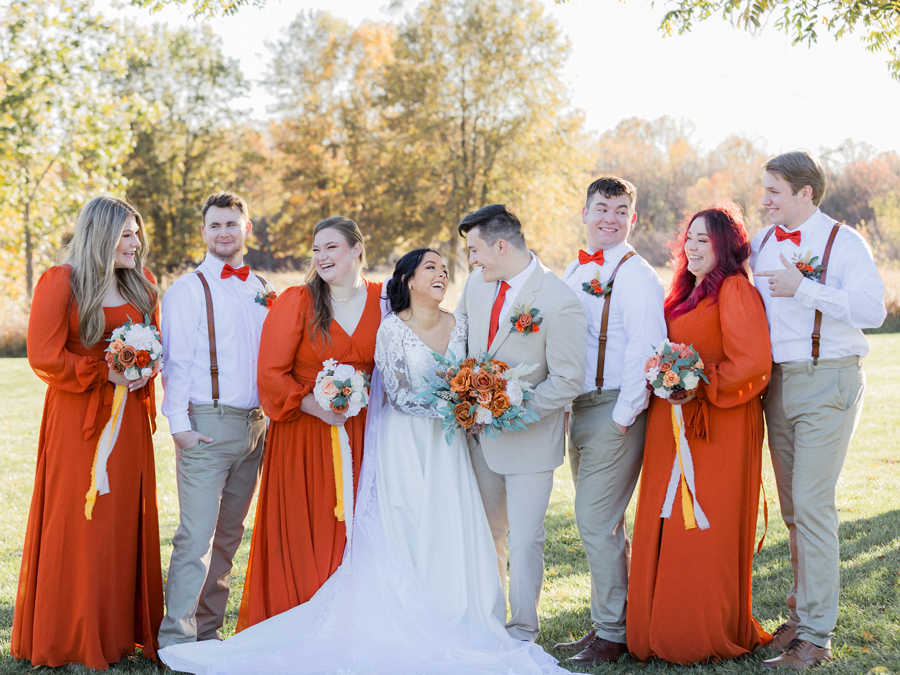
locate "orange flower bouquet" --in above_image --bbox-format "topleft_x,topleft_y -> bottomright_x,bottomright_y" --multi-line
644,339 -> 708,402
421,351 -> 539,444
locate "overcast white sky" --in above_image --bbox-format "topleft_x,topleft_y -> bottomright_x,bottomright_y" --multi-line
114,0 -> 900,156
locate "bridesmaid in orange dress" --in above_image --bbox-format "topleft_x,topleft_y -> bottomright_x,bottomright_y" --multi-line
12,197 -> 164,670
237,216 -> 382,629
626,201 -> 773,664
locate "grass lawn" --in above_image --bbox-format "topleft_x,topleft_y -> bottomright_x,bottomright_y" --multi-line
0,335 -> 898,674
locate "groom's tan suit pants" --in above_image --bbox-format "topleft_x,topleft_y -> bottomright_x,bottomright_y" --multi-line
764,356 -> 865,649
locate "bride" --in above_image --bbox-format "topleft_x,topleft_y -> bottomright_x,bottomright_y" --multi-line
159,249 -> 565,675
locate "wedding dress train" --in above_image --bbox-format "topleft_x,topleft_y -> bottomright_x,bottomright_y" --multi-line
159,313 -> 564,675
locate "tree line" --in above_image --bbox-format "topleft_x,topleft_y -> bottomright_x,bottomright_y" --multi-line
2,0 -> 899,312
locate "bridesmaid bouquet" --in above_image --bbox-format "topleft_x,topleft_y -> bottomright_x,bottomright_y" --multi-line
645,340 -> 711,531
313,358 -> 371,418
644,340 -> 708,402
422,352 -> 539,445
313,359 -> 371,535
87,318 -> 163,520
105,319 -> 164,380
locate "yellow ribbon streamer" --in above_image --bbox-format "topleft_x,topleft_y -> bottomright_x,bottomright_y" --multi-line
661,405 -> 710,530
85,383 -> 127,520
331,425 -> 345,521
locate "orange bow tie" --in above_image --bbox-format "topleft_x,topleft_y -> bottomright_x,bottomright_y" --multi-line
774,227 -> 801,246
578,249 -> 605,266
221,264 -> 250,281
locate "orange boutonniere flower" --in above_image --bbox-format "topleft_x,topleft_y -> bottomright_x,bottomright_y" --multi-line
508,304 -> 543,336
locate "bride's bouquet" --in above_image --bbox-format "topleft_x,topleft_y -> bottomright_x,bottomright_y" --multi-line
105,319 -> 164,380
421,352 -> 539,445
644,339 -> 711,531
644,339 -> 708,402
87,317 -> 164,520
313,359 -> 371,537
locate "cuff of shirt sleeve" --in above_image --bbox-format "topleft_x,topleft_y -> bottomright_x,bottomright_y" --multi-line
167,413 -> 192,435
611,404 -> 637,429
794,277 -> 820,308
564,403 -> 572,413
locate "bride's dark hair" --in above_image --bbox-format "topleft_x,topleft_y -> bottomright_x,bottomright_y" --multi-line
384,248 -> 440,313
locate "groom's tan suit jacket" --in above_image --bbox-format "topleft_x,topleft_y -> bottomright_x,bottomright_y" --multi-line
457,259 -> 587,474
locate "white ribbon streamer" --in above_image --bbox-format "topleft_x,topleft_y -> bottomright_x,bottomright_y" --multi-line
85,383 -> 127,519
660,404 -> 710,530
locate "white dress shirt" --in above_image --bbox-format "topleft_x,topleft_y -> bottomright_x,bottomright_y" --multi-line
561,242 -> 667,427
750,209 -> 886,364
489,253 -> 538,339
161,254 -> 272,433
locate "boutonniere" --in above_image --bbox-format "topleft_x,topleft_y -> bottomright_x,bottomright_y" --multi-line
791,251 -> 825,281
508,304 -> 543,334
581,274 -> 613,298
254,286 -> 277,309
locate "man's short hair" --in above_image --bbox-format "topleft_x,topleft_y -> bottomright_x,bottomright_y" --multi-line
457,203 -> 527,249
586,176 -> 637,209
202,191 -> 250,222
764,151 -> 828,206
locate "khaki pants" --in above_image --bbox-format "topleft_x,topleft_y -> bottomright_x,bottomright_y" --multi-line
158,403 -> 266,648
764,356 -> 865,649
568,389 -> 646,644
470,443 -> 555,642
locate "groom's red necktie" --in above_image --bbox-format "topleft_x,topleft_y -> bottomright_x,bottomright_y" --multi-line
488,281 -> 511,347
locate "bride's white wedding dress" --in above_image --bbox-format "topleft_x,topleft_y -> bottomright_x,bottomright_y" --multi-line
159,313 -> 565,675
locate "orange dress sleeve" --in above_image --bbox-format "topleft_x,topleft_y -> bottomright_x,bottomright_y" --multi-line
27,265 -> 108,393
257,286 -> 315,422
698,275 -> 772,409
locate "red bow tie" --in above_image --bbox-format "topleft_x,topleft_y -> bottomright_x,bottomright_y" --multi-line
774,227 -> 801,246
221,264 -> 250,281
578,249 -> 605,266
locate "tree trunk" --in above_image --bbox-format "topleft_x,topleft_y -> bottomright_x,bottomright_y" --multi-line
24,200 -> 34,305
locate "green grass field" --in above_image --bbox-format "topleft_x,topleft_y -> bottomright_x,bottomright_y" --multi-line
1,336 -> 898,674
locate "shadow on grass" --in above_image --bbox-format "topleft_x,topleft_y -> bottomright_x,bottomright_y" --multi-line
538,500 -> 900,673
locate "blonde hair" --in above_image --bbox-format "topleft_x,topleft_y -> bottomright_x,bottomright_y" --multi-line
306,216 -> 367,344
60,196 -> 159,347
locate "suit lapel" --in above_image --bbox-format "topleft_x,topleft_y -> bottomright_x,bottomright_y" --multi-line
488,263 -> 547,358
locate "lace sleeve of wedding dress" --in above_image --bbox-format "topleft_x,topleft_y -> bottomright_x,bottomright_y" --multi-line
375,313 -> 466,419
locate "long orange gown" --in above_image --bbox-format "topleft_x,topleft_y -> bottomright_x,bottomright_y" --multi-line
626,274 -> 773,664
12,265 -> 164,670
237,281 -> 382,630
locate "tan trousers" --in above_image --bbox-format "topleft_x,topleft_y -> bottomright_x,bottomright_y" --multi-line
470,443 -> 555,642
764,356 -> 866,649
158,403 -> 266,648
568,389 -> 646,644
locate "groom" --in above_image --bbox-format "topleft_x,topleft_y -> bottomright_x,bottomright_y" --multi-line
456,203 -> 587,641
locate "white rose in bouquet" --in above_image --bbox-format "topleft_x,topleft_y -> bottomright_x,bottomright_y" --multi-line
475,406 -> 493,425
682,372 -> 700,391
506,380 -> 524,407
333,363 -> 356,381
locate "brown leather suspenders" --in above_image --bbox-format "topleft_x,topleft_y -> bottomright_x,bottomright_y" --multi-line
195,271 -> 269,407
595,251 -> 637,389
812,224 -> 841,364
755,223 -> 842,364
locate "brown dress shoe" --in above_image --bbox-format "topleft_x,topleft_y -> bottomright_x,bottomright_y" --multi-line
762,638 -> 833,669
553,628 -> 595,651
770,620 -> 800,652
567,635 -> 628,665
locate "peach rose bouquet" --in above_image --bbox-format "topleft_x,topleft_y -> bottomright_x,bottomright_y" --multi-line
421,351 -> 539,444
644,339 -> 708,402
105,318 -> 164,380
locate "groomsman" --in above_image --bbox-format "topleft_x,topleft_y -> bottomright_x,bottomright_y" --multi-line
456,204 -> 587,642
554,177 -> 666,664
752,151 -> 885,669
158,192 -> 272,647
